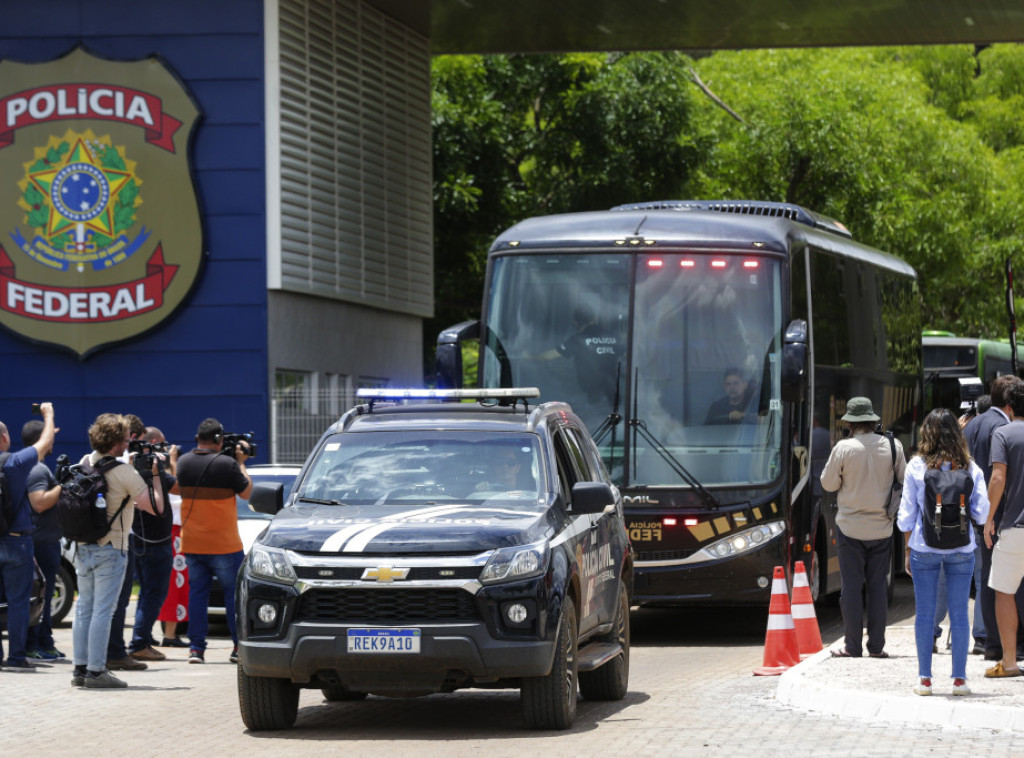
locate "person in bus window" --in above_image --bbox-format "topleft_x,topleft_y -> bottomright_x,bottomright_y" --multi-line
530,303 -> 620,403
704,368 -> 758,425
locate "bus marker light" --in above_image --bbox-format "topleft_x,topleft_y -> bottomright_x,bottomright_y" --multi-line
684,518 -> 699,527
663,517 -> 677,526
711,260 -> 727,269
647,259 -> 664,268
743,260 -> 759,269
680,259 -> 696,268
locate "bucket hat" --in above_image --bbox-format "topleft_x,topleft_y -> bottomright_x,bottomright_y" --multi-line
841,397 -> 880,423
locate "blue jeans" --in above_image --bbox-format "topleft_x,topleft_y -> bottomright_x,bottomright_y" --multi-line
73,543 -> 128,672
912,549 -> 974,680
26,539 -> 61,652
129,538 -> 174,652
0,534 -> 34,663
107,545 -> 136,659
932,546 -> 987,644
185,551 -> 244,652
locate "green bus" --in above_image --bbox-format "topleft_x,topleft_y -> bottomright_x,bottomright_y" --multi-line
922,331 -> 1015,413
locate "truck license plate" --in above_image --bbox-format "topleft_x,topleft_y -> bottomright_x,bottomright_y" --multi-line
347,628 -> 421,653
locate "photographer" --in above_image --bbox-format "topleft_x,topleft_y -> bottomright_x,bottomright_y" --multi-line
126,427 -> 179,662
106,414 -> 151,672
171,418 -> 253,664
72,413 -> 163,689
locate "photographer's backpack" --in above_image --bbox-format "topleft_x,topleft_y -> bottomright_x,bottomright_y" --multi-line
56,456 -> 129,543
0,452 -> 13,535
921,467 -> 974,550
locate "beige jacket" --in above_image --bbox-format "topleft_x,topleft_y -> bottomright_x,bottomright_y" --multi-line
81,452 -> 147,551
820,431 -> 906,541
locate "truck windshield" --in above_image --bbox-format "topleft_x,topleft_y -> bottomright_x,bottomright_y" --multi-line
296,431 -> 544,506
483,252 -> 783,488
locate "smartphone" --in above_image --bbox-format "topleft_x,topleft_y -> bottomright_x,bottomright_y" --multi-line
31,402 -> 41,415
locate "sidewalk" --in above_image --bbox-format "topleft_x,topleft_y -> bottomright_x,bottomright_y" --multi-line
778,623 -> 1024,732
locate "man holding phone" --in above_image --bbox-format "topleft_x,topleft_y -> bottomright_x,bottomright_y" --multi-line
0,402 -> 58,671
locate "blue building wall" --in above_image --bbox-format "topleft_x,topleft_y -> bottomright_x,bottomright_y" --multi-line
0,0 -> 269,459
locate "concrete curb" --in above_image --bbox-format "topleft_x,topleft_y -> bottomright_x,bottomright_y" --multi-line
777,641 -> 1024,732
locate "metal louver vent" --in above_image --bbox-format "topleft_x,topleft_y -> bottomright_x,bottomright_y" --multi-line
273,0 -> 433,317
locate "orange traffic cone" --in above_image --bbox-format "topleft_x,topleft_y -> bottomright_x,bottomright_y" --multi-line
791,560 -> 823,657
753,565 -> 802,676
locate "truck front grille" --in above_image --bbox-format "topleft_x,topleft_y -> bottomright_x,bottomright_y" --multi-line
296,587 -> 481,624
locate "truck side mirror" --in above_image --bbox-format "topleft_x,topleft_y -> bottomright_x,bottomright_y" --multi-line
250,482 -> 284,515
782,318 -> 808,403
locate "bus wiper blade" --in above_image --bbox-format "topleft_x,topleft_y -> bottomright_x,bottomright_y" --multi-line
592,361 -> 624,447
629,419 -> 721,509
297,496 -> 344,506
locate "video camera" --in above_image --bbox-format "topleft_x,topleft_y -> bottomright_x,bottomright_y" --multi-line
55,453 -> 71,483
128,438 -> 172,473
221,432 -> 257,459
959,376 -> 984,415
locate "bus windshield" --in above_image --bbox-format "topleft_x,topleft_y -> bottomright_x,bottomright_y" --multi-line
482,252 -> 783,489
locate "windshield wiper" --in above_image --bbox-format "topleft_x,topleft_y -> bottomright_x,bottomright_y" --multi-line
630,368 -> 720,509
297,496 -> 344,506
591,361 -> 623,472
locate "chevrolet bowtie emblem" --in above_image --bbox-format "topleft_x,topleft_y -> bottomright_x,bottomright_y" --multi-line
362,566 -> 410,582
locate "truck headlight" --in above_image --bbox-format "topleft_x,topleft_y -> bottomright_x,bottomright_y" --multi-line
480,541 -> 550,584
248,545 -> 297,585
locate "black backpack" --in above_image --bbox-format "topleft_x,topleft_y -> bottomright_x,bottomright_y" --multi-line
0,451 -> 13,535
921,467 -> 974,550
56,457 -> 130,543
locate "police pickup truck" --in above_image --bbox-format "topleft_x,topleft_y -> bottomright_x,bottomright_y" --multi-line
236,388 -> 633,731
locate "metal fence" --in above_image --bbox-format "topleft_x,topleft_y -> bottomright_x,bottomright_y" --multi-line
271,385 -> 352,464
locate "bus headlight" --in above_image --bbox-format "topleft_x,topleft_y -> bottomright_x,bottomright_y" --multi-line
700,520 -> 785,561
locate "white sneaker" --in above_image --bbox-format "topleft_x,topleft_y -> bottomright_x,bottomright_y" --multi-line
952,678 -> 971,696
913,677 -> 932,696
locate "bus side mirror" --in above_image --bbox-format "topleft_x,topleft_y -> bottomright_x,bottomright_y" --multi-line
435,320 -> 480,389
782,318 -> 808,403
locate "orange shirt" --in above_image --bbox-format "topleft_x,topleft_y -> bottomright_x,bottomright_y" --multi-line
179,492 -> 242,554
176,448 -> 247,554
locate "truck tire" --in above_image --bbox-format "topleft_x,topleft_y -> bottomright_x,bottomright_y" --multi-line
321,683 -> 368,701
579,579 -> 630,701
521,596 -> 578,730
237,664 -> 299,731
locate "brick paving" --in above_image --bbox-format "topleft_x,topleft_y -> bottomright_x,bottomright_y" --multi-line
3,584 -> 1024,756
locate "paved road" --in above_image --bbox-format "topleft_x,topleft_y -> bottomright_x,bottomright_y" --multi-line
4,577 -> 1024,756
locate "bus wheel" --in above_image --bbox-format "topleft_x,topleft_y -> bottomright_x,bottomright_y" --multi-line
808,546 -> 823,604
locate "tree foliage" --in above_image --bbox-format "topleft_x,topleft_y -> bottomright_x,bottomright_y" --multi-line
431,44 -> 1024,366
429,52 -> 705,358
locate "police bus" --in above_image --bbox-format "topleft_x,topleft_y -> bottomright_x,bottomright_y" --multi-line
437,200 -> 922,605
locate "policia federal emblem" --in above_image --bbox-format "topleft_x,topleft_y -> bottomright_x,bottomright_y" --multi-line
0,47 -> 202,357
